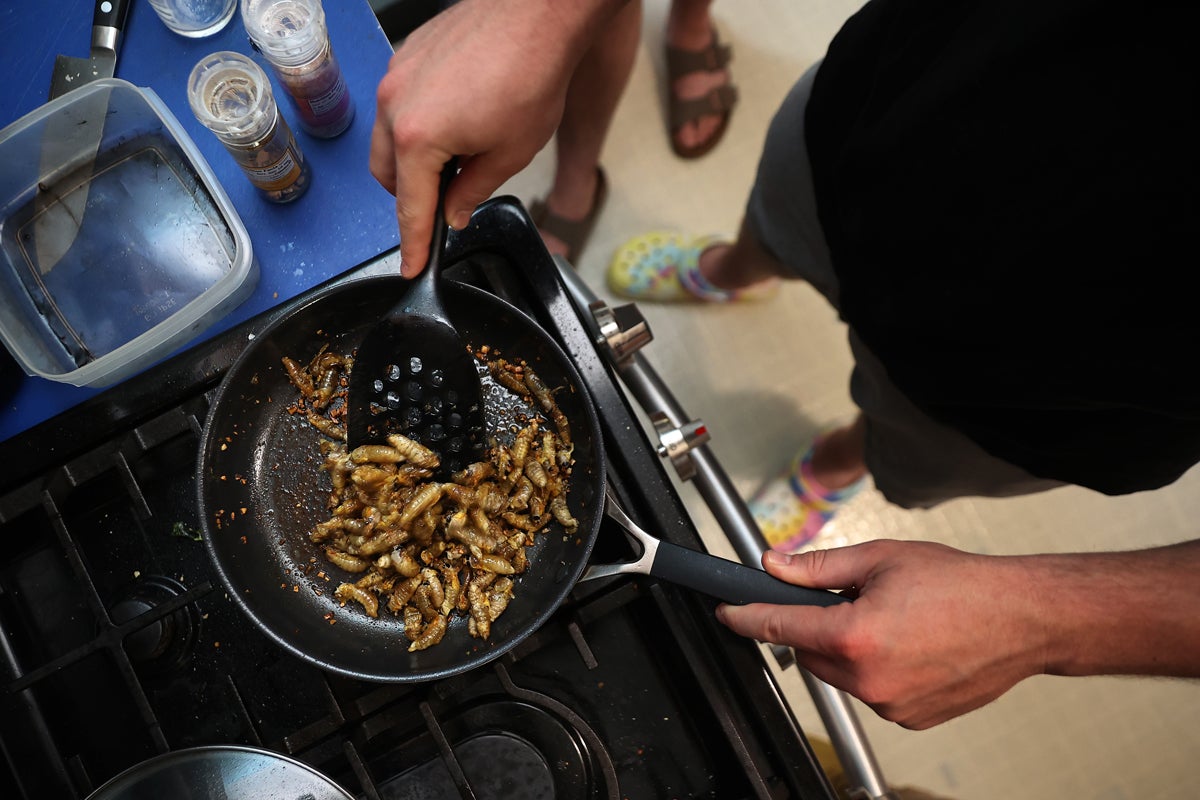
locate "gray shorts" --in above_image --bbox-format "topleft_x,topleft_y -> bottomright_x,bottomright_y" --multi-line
744,63 -> 1063,509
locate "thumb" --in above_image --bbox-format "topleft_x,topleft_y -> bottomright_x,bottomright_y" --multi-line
715,545 -> 876,651
761,545 -> 873,592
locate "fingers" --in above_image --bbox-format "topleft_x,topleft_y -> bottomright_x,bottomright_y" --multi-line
391,153 -> 528,277
393,160 -> 440,279
715,544 -> 884,652
715,540 -> 1046,730
368,115 -> 444,277
368,98 -> 397,195
446,154 -> 526,230
392,139 -> 469,277
717,597 -> 849,655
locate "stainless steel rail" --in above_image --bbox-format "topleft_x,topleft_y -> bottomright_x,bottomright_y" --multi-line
554,258 -> 898,800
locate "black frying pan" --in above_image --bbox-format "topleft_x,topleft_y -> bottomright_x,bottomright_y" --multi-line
199,274 -> 842,683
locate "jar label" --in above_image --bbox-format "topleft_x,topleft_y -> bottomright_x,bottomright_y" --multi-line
281,70 -> 352,134
308,73 -> 349,117
243,146 -> 303,192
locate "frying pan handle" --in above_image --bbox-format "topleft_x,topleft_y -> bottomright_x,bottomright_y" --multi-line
650,540 -> 848,607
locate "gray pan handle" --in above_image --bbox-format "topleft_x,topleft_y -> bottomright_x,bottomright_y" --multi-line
585,490 -> 847,607
650,539 -> 848,607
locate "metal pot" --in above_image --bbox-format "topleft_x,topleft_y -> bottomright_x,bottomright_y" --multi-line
86,745 -> 353,800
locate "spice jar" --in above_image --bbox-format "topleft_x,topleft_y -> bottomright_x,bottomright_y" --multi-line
240,0 -> 355,139
188,51 -> 311,203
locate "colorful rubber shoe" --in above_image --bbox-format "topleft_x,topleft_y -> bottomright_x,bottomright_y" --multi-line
749,439 -> 865,552
607,231 -> 779,303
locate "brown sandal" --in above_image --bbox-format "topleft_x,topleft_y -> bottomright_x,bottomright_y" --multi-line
666,30 -> 739,160
529,167 -> 608,265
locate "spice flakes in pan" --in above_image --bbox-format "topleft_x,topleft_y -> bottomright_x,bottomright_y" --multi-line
282,343 -> 576,652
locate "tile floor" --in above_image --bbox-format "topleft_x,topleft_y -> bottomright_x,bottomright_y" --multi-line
479,1 -> 1200,797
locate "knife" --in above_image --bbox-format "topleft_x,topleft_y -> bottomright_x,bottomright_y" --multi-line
33,0 -> 133,275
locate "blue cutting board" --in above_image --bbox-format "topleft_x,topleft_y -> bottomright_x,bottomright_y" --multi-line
0,0 -> 401,443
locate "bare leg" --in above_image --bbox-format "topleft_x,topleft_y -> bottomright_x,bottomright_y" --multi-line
666,0 -> 729,153
539,0 -> 642,257
748,411 -> 868,550
810,414 -> 868,490
695,217 -> 787,290
693,222 -> 870,485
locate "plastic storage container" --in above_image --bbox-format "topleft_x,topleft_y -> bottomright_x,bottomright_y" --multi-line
0,79 -> 256,387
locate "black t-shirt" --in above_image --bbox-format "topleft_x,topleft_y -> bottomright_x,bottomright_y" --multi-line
806,0 -> 1200,494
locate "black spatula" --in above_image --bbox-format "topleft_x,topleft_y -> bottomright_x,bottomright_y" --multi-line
346,160 -> 486,477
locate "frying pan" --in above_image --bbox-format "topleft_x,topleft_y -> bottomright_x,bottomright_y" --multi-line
199,273 -> 842,683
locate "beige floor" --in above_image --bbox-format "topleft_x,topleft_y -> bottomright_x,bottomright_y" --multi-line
489,1 -> 1200,798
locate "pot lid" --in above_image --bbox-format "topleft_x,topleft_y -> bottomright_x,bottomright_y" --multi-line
86,745 -> 354,800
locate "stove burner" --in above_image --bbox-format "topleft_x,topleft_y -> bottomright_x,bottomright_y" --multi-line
381,732 -> 553,800
374,696 -> 605,800
107,575 -> 201,674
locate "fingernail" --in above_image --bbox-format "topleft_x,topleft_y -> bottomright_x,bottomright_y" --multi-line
764,549 -> 790,566
399,259 -> 412,279
450,210 -> 471,230
714,604 -> 729,623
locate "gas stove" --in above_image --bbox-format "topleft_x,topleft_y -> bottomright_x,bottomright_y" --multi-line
0,198 -> 837,799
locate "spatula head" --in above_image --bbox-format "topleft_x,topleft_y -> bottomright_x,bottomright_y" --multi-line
346,315 -> 487,477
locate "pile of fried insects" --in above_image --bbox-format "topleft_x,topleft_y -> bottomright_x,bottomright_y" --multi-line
282,345 -> 577,652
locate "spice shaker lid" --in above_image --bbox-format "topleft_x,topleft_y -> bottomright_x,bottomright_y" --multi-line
241,0 -> 328,67
188,51 -> 277,144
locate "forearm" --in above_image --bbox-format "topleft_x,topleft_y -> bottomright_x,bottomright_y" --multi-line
539,0 -> 633,70
1015,539 -> 1200,679
718,539 -> 1200,729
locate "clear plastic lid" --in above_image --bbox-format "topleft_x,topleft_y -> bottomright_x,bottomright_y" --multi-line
86,745 -> 354,800
188,51 -> 277,144
241,0 -> 328,67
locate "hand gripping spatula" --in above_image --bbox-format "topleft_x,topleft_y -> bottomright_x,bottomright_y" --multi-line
346,160 -> 487,478
34,0 -> 132,274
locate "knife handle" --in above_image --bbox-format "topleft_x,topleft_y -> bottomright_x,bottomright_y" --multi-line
93,0 -> 133,51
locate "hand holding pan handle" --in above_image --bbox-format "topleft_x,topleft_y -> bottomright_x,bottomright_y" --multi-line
581,490 -> 848,607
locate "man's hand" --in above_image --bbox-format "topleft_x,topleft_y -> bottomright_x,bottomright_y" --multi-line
718,541 -> 1053,730
369,0 -> 618,277
718,538 -> 1200,729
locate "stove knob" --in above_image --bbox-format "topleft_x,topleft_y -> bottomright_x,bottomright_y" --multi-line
589,301 -> 653,365
651,412 -> 711,481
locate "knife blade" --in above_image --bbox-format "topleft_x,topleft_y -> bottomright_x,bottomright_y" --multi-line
33,0 -> 132,275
